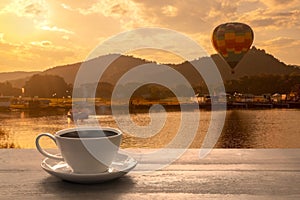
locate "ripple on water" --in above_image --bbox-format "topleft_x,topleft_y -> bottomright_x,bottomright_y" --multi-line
0,109 -> 299,148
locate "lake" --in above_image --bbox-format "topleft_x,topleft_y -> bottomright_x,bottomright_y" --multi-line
0,109 -> 299,148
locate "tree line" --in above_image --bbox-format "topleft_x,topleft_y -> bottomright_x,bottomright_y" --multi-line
224,74 -> 300,95
0,74 -> 299,99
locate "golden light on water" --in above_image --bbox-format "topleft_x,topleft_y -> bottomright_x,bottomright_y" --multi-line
1,110 -> 300,149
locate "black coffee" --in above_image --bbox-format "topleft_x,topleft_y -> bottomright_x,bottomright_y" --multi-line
60,130 -> 117,138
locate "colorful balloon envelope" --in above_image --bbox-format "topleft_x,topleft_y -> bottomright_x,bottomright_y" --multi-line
212,22 -> 254,73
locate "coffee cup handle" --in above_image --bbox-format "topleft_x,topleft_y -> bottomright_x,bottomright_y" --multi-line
35,133 -> 64,161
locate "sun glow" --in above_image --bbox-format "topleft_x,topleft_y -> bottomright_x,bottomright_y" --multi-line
126,49 -> 187,64
0,0 -> 299,72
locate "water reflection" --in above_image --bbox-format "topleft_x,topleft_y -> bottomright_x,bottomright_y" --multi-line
20,111 -> 24,119
216,110 -> 254,148
0,109 -> 299,148
0,127 -> 16,148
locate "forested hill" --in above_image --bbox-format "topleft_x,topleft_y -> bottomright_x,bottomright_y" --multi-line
210,47 -> 300,80
4,47 -> 300,88
0,71 -> 39,83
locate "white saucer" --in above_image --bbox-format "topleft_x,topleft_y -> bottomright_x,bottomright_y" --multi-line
41,153 -> 137,184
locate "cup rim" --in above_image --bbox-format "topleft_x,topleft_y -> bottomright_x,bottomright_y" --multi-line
55,127 -> 122,140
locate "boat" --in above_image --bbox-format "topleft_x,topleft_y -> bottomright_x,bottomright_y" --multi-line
10,98 -> 51,110
67,109 -> 89,121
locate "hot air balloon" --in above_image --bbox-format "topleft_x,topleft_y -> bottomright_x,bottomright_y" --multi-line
212,22 -> 254,74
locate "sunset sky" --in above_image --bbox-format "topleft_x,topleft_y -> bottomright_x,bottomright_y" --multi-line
0,0 -> 299,72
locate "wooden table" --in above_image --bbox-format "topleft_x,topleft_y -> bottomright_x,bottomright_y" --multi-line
1,149 -> 300,199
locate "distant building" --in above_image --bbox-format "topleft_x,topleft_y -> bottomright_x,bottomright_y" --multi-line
191,93 -> 232,103
271,93 -> 282,103
234,93 -> 254,102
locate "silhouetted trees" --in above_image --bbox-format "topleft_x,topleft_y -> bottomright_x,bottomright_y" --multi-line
24,74 -> 70,98
96,82 -> 114,99
0,82 -> 21,96
4,73 -> 299,99
291,84 -> 300,101
225,74 -> 300,95
131,84 -> 175,100
71,82 -> 114,99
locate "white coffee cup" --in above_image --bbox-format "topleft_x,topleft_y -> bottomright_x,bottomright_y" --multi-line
36,127 -> 122,174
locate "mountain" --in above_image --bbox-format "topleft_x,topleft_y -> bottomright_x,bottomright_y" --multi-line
0,71 -> 39,83
8,54 -> 154,88
210,47 -> 300,80
6,47 -> 300,88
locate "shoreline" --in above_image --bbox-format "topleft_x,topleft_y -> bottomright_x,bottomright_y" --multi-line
1,101 -> 300,113
2,96 -> 300,111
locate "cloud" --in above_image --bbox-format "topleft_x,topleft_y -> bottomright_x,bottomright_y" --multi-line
40,25 -> 74,34
110,4 -> 129,16
261,37 -> 300,48
30,40 -> 52,47
62,35 -> 70,40
126,48 -> 185,64
247,1 -> 300,29
65,0 -> 135,17
259,36 -> 300,65
0,33 -> 21,50
0,32 -> 77,71
1,0 -> 300,70
0,33 -> 4,42
0,0 -> 74,35
0,40 -> 76,71
0,0 -> 48,23
60,0 -> 154,29
61,3 -> 72,11
238,7 -> 300,30
161,5 -> 178,17
55,0 -> 300,64
262,0 -> 297,7
59,0 -> 242,32
126,0 -> 257,33
251,18 -> 275,27
24,2 -> 45,16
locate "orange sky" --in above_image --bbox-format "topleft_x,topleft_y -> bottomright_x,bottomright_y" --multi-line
0,0 -> 299,72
